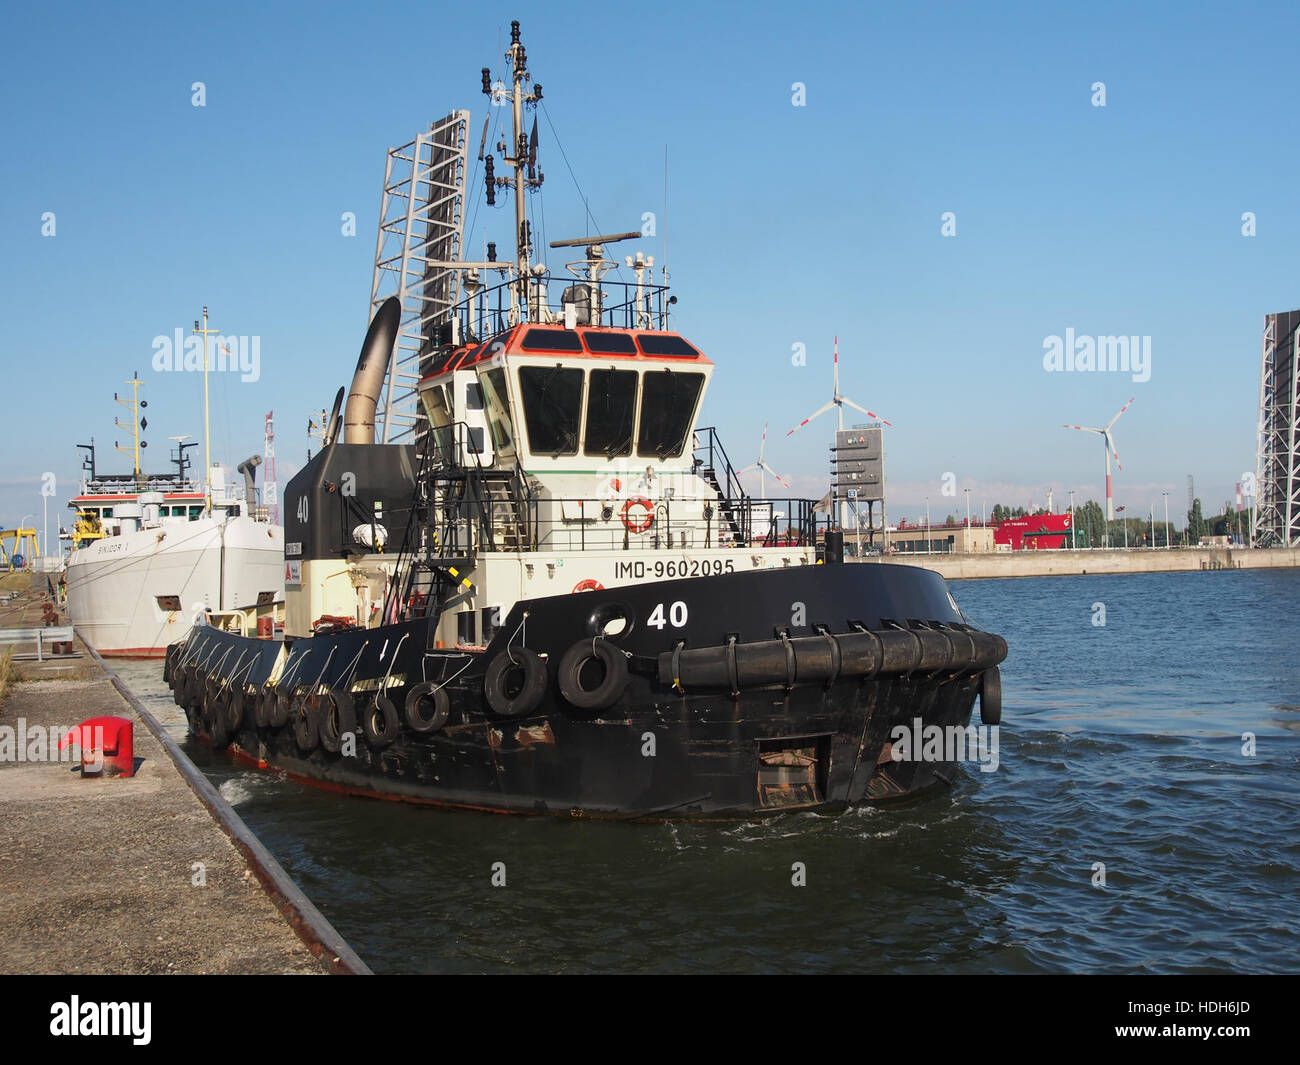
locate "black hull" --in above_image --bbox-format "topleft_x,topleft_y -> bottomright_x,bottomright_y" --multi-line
165,563 -> 1007,819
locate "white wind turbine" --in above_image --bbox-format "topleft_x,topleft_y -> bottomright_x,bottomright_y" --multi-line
738,423 -> 790,498
1064,396 -> 1134,524
787,336 -> 892,437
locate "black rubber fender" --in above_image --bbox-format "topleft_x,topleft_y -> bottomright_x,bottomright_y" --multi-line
271,686 -> 291,728
319,689 -> 357,753
980,666 -> 1002,726
189,668 -> 208,708
184,669 -> 204,713
226,686 -> 247,733
483,647 -> 547,717
557,640 -> 628,711
200,686 -> 218,734
363,692 -> 400,748
207,691 -> 230,750
175,665 -> 194,706
254,687 -> 272,728
404,682 -> 450,733
293,693 -> 321,751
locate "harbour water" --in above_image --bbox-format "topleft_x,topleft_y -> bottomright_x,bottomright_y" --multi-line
118,568 -> 1300,973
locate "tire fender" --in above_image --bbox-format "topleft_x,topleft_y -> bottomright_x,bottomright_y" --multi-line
557,639 -> 628,711
293,692 -> 321,751
364,692 -> 400,748
483,648 -> 547,717
979,665 -> 1002,726
271,686 -> 292,729
405,681 -> 450,733
319,690 -> 357,753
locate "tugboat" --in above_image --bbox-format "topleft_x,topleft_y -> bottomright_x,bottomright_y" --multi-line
165,22 -> 1006,817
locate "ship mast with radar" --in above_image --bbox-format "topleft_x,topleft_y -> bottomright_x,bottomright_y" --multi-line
481,22 -> 649,330
483,20 -> 545,319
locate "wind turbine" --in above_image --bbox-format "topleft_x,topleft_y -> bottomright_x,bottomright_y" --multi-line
737,423 -> 790,498
1064,397 -> 1134,524
787,336 -> 892,437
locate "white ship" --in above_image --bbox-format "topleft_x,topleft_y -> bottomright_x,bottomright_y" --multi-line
65,362 -> 284,658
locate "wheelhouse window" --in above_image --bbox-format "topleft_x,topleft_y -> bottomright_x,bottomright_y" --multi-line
519,364 -> 583,456
637,370 -> 704,458
478,367 -> 516,457
636,333 -> 700,358
420,384 -> 455,463
584,369 -> 638,458
520,327 -> 584,352
582,331 -> 638,355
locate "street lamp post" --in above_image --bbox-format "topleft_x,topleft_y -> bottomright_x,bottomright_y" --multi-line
1069,490 -> 1076,551
1162,491 -> 1170,549
1150,503 -> 1155,548
925,497 -> 931,554
18,513 -> 33,570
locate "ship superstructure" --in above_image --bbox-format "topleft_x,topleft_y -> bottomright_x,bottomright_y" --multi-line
66,375 -> 283,656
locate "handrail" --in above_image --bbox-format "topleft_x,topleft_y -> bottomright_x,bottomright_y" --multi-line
447,277 -> 674,339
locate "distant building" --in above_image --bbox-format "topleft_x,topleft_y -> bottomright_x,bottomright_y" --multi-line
891,521 -> 995,554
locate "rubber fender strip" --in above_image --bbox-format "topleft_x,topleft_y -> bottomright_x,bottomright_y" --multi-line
943,623 -> 977,671
833,629 -> 880,677
781,631 -> 796,690
966,630 -> 1007,671
627,653 -> 660,675
919,626 -> 957,679
903,625 -> 924,675
671,640 -> 686,695
725,635 -> 739,697
865,630 -> 884,677
822,630 -> 841,687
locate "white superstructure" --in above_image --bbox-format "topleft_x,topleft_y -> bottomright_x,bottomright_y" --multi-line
66,459 -> 283,657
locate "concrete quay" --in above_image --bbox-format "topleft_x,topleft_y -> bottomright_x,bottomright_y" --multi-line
0,575 -> 368,974
869,545 -> 1299,581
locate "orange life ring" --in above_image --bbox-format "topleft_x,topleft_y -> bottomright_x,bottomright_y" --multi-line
572,578 -> 604,593
621,497 -> 654,533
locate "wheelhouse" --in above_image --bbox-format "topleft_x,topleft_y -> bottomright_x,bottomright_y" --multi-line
417,324 -> 712,473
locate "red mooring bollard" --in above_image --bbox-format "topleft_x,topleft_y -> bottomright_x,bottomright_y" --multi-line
57,716 -> 135,778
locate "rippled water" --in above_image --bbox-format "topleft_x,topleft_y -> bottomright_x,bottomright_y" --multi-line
117,568 -> 1300,973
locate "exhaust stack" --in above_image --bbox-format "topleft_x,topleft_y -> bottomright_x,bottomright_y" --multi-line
236,455 -> 262,507
343,297 -> 402,445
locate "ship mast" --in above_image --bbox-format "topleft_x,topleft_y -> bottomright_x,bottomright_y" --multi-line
483,20 -> 544,316
193,306 -> 218,512
113,371 -> 147,485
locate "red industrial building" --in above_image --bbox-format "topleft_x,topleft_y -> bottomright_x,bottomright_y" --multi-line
994,513 -> 1073,550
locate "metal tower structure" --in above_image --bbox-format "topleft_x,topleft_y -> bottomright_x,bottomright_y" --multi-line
263,411 -> 279,525
1252,310 -> 1300,547
369,111 -> 472,443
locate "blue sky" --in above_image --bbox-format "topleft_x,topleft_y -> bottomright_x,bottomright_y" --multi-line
2,0 -> 1296,546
